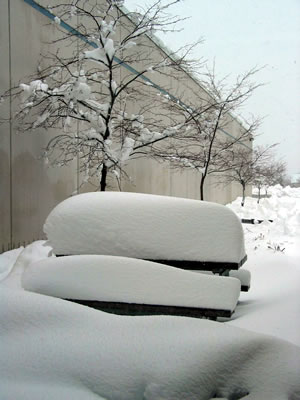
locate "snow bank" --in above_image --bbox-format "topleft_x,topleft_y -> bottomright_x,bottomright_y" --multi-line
0,247 -> 24,281
227,185 -> 300,251
44,192 -> 246,263
22,255 -> 241,312
1,241 -> 52,289
1,287 -> 300,400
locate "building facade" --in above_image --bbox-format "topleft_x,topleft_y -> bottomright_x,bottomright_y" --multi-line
0,0 -> 252,251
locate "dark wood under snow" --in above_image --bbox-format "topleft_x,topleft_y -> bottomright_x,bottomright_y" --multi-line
64,299 -> 233,320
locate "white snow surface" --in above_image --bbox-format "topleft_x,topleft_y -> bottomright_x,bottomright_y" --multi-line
22,255 -> 240,311
229,269 -> 251,287
0,247 -> 23,281
1,185 -> 300,399
44,192 -> 246,263
226,185 -> 300,346
0,241 -> 53,289
227,184 -> 300,243
1,286 -> 300,400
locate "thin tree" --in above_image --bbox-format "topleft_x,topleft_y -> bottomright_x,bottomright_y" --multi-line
1,0 -> 199,191
153,67 -> 261,200
222,144 -> 276,206
254,158 -> 286,202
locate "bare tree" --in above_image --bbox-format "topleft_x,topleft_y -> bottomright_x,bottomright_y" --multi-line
1,0 -> 199,191
153,67 -> 261,200
254,158 -> 287,201
222,144 -> 276,206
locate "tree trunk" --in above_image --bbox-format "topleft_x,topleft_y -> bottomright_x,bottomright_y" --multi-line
200,175 -> 205,201
100,164 -> 107,191
257,187 -> 261,204
241,183 -> 246,207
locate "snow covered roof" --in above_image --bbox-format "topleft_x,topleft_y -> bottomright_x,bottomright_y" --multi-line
44,192 -> 246,263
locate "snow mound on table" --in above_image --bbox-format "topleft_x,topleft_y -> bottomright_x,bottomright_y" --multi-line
22,255 -> 241,312
1,287 -> 300,400
44,192 -> 246,263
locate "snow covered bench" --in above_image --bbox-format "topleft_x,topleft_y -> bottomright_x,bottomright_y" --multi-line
229,269 -> 251,292
44,192 -> 247,275
241,218 -> 273,224
193,268 -> 251,292
22,255 -> 241,320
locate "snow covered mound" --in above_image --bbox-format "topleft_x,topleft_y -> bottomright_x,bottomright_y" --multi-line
267,184 -> 300,199
22,255 -> 241,312
227,185 -> 300,251
1,287 -> 300,400
44,192 -> 246,263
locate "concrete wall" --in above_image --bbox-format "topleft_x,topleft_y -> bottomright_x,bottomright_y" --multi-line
0,0 -> 78,251
0,0 -> 252,251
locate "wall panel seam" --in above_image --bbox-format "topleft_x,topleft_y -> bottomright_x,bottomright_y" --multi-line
8,0 -> 12,247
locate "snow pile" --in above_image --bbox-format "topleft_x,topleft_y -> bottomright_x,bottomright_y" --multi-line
0,241 -> 53,289
225,185 -> 300,346
1,286 -> 300,400
22,255 -> 241,312
0,247 -> 24,281
253,184 -> 300,199
227,185 -> 300,251
44,192 -> 246,263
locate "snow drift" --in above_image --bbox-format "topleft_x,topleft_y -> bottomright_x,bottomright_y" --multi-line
1,287 -> 300,400
44,192 -> 246,263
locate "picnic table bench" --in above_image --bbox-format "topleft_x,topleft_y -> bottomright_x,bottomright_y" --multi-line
22,255 -> 241,320
241,218 -> 273,224
42,192 -> 249,319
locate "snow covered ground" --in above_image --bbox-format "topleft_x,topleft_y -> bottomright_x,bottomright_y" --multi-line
0,185 -> 300,399
227,185 -> 300,347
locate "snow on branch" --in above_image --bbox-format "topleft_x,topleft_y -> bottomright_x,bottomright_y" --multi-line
0,0 -> 201,192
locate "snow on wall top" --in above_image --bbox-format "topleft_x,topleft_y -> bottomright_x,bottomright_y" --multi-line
22,255 -> 241,312
44,192 -> 246,262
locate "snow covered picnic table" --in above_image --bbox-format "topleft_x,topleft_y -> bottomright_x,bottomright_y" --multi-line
44,191 -> 248,274
22,255 -> 241,319
1,267 -> 300,400
1,185 -> 299,399
39,192 -> 250,319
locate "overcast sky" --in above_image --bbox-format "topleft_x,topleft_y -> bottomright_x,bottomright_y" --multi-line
125,0 -> 300,178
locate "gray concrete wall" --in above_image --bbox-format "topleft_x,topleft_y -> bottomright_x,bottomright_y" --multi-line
0,0 -> 78,251
0,0 -> 11,250
0,0 -> 251,251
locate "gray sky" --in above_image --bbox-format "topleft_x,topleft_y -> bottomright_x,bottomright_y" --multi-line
125,0 -> 300,177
